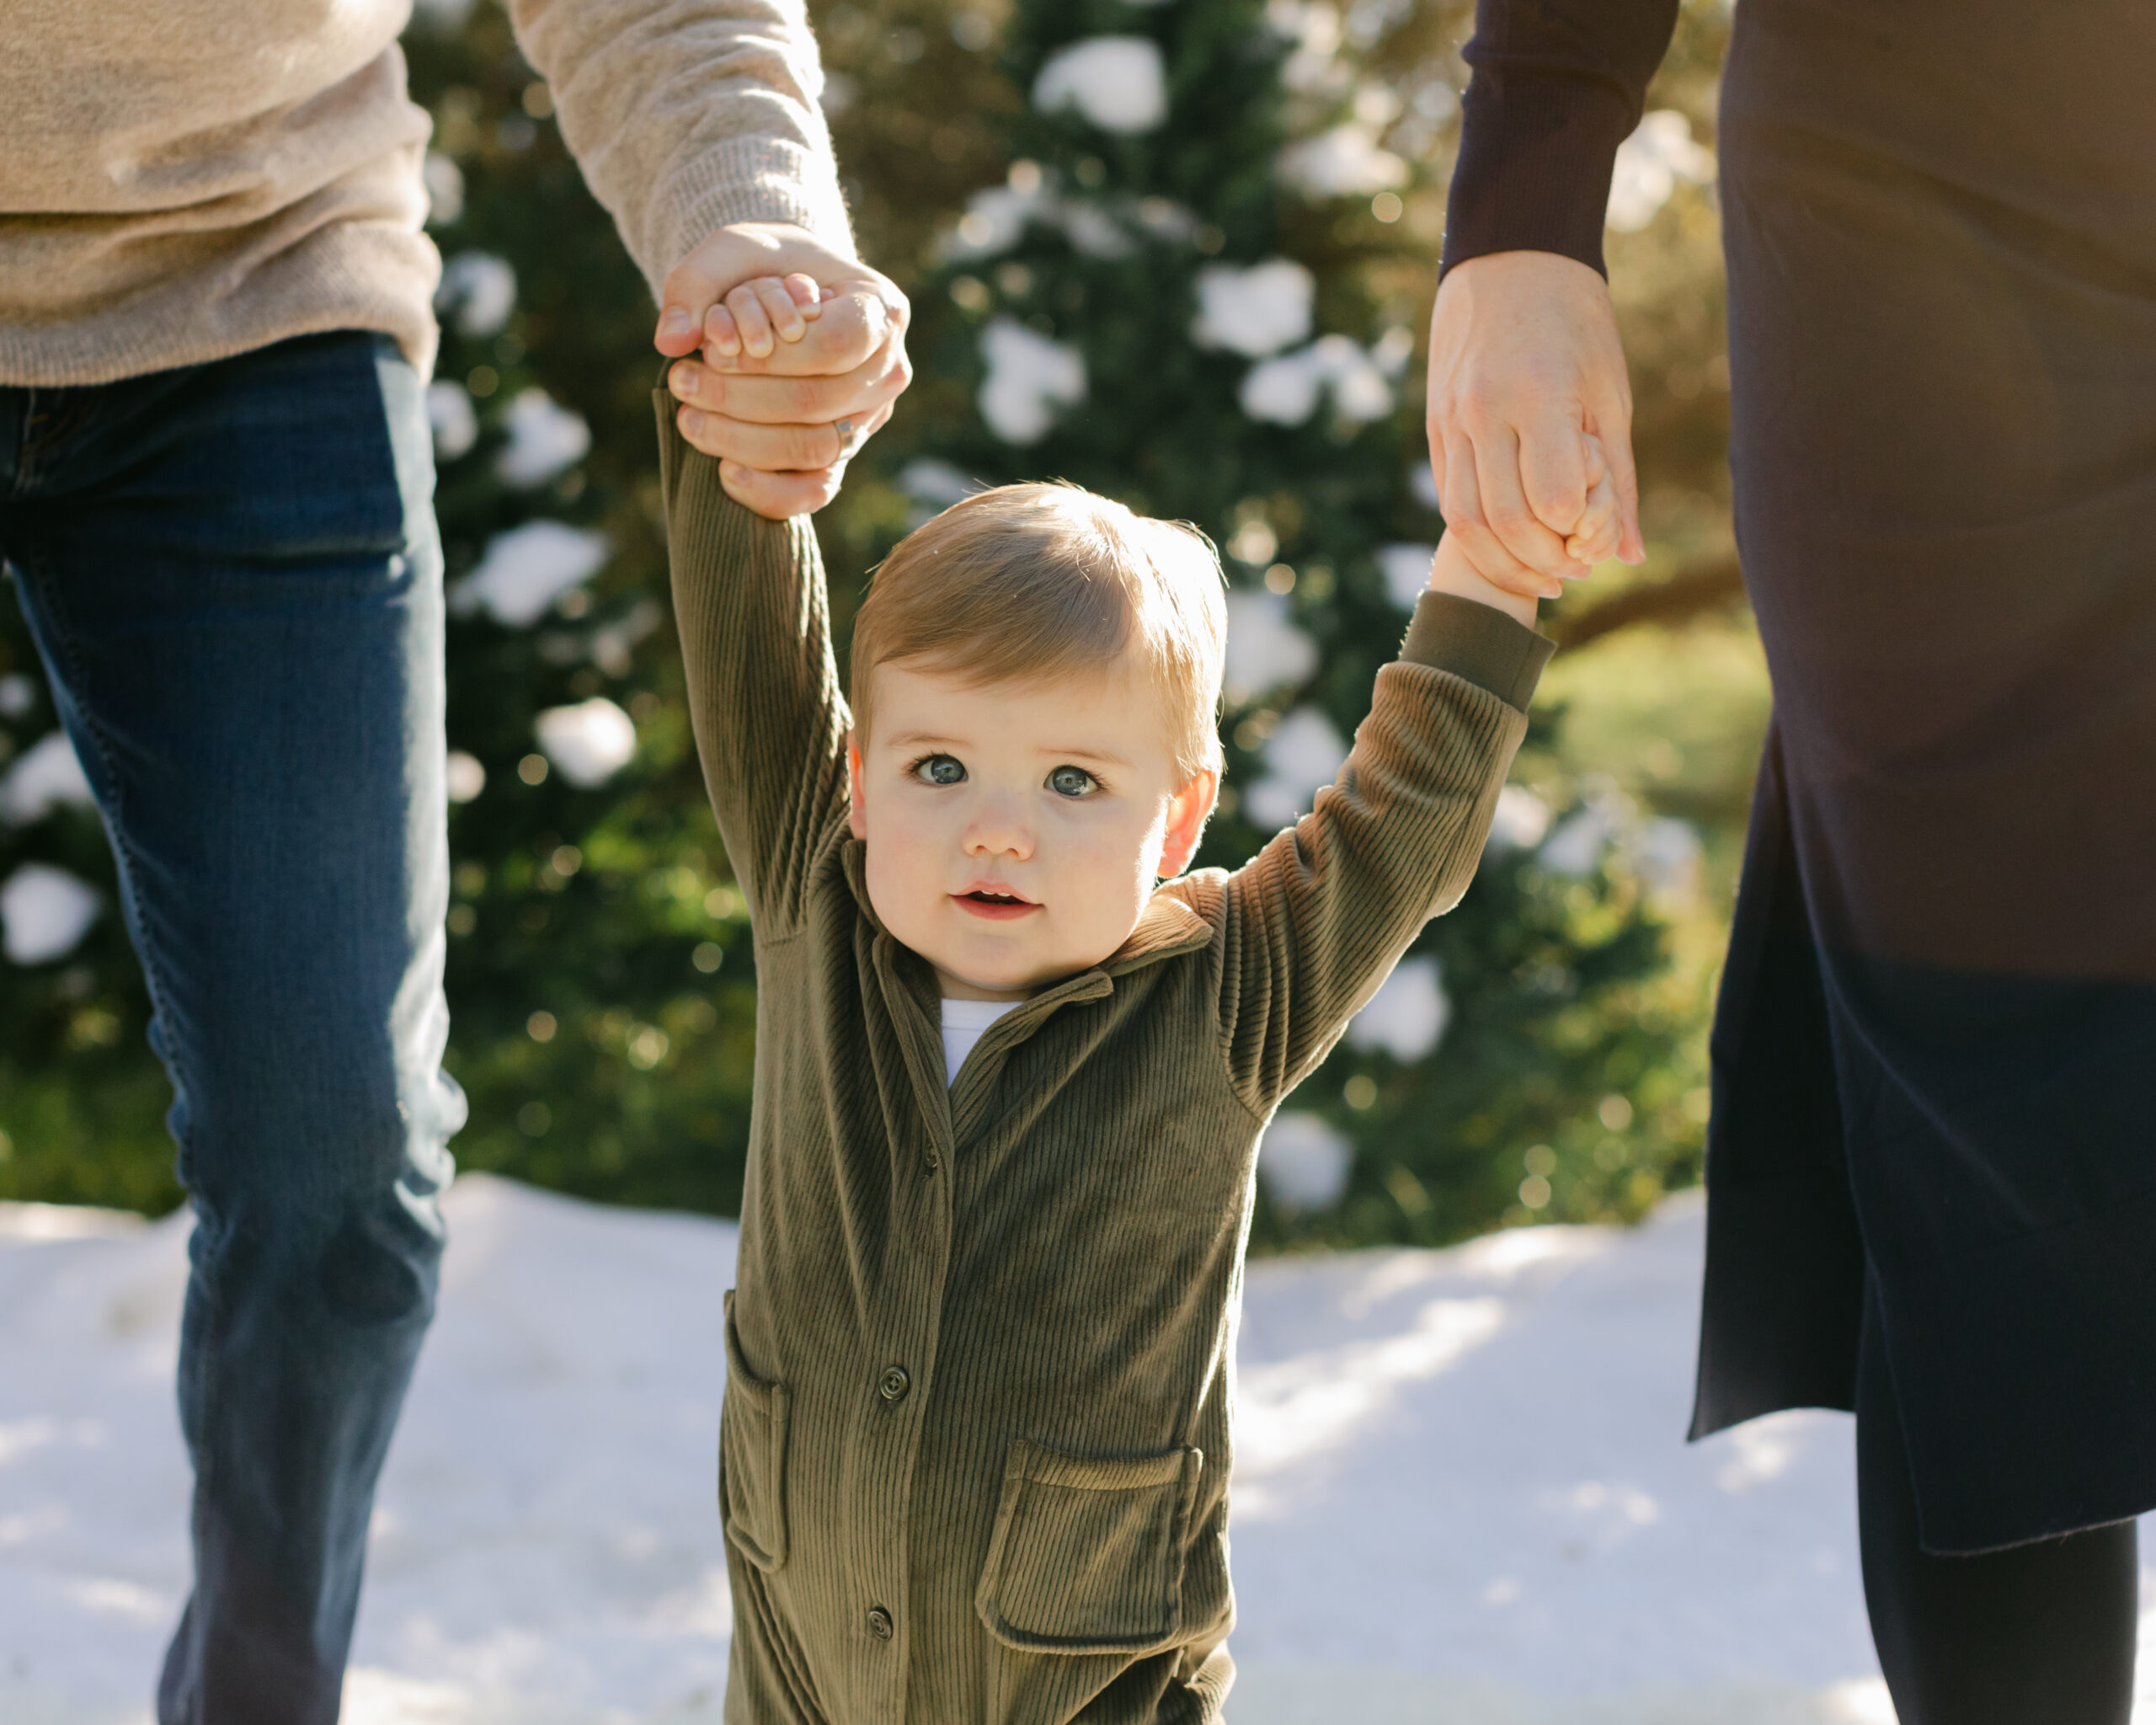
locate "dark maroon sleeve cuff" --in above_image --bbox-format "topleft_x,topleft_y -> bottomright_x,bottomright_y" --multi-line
1441,72 -> 1639,279
1438,0 -> 1683,280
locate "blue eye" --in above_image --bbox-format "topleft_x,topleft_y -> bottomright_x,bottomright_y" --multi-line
1047,765 -> 1097,798
914,754 -> 965,786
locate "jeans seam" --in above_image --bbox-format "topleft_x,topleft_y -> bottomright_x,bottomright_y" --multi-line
8,535 -> 227,1494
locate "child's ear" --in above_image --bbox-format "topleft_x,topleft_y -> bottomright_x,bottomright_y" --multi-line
846,732 -> 868,840
1157,767 -> 1219,879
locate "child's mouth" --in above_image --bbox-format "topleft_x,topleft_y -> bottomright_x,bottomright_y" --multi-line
955,890 -> 1038,921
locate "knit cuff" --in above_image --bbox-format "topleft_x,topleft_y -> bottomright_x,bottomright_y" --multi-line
1401,591 -> 1555,711
654,136 -> 857,293
1440,72 -> 1635,280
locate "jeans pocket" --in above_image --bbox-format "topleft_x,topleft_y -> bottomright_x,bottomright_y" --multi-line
719,1289 -> 791,1572
974,1438 -> 1203,1655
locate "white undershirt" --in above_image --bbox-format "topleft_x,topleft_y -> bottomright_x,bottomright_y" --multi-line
939,997 -> 1020,1087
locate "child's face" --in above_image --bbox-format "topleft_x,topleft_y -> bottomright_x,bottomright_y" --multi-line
848,654 -> 1216,1001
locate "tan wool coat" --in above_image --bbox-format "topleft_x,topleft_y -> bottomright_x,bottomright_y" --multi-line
656,399 -> 1551,1724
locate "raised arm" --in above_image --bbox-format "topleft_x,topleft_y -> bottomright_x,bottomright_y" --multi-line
513,0 -> 912,518
1425,0 -> 1679,601
1212,587 -> 1550,1115
654,384 -> 850,932
508,0 -> 850,295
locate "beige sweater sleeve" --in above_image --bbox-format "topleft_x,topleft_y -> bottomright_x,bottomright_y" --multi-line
508,0 -> 856,300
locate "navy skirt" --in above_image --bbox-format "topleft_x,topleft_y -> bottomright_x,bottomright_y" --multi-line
1687,0 -> 2156,1551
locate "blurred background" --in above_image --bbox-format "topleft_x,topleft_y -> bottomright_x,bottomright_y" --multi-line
0,0 -> 1762,1254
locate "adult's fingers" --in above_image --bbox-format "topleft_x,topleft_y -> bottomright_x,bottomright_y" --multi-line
1470,419 -> 1583,581
1582,371 -> 1645,563
1443,434 -> 1564,601
717,457 -> 848,521
1516,416 -> 1590,543
670,337 -> 908,429
673,398 -> 894,473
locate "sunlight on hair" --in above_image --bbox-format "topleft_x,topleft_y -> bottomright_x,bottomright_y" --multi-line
851,483 -> 1227,782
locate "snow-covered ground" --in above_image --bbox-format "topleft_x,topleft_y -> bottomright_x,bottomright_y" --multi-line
3,1177 -> 2150,1723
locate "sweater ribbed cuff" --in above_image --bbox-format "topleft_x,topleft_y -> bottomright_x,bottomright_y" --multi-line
1401,591 -> 1555,712
1440,72 -> 1636,280
655,135 -> 857,293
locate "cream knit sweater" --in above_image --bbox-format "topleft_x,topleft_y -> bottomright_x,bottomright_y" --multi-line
0,0 -> 853,386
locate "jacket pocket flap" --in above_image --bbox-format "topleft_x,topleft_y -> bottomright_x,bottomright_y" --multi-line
976,1437 -> 1203,1656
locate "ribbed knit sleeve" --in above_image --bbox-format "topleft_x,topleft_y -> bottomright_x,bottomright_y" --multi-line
1214,593 -> 1549,1114
510,0 -> 855,302
654,388 -> 851,933
1441,0 -> 1681,279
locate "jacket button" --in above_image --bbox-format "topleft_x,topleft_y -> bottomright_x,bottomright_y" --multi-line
923,1149 -> 941,1173
878,1365 -> 910,1402
867,1606 -> 894,1641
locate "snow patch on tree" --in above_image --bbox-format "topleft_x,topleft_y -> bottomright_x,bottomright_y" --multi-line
1,863 -> 99,965
1032,37 -> 1169,136
1241,335 -> 1392,426
1192,260 -> 1315,358
1247,706 -> 1348,828
536,699 -> 638,790
1278,123 -> 1406,197
0,733 -> 93,825
1375,543 -> 1434,610
1347,958 -> 1451,1062
1223,591 -> 1319,706
451,522 -> 611,628
898,458 -> 985,510
427,382 -> 478,462
977,318 -> 1086,445
1259,1110 -> 1353,1213
494,389 -> 591,489
435,252 -> 518,338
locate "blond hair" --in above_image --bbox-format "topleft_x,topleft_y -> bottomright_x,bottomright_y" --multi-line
849,482 -> 1227,782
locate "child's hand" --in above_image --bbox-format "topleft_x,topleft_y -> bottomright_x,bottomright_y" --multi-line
703,273 -> 825,361
1561,433 -> 1620,569
1427,530 -> 1540,627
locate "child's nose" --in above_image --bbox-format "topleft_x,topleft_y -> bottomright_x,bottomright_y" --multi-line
963,796 -> 1033,860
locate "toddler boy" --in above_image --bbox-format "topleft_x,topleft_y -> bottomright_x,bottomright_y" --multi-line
657,336 -> 1575,1723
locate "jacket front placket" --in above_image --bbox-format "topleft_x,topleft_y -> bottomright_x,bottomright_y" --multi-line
837,924 -> 956,1720
833,846 -> 1215,1718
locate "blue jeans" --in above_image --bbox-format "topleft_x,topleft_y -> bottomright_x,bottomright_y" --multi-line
0,331 -> 463,1723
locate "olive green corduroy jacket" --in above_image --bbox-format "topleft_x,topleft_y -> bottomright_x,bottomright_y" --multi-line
655,400 -> 1550,1725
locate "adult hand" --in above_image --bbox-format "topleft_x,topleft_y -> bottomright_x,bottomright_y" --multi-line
1425,251 -> 1645,601
654,222 -> 913,518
